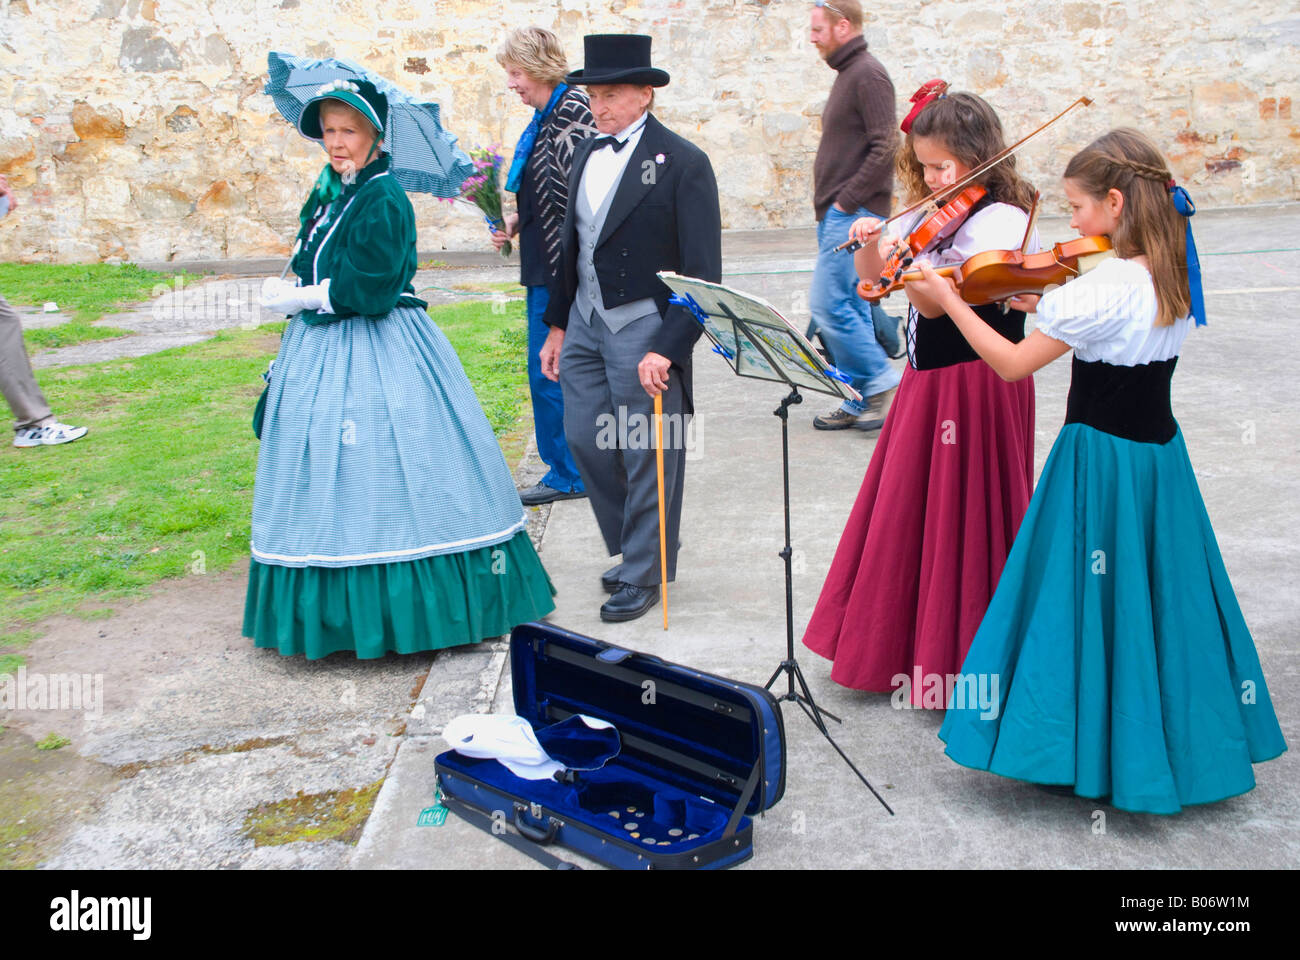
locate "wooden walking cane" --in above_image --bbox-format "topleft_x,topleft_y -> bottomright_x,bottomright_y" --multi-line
654,392 -> 668,630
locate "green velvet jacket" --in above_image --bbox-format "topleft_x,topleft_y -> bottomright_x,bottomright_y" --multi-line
290,155 -> 427,323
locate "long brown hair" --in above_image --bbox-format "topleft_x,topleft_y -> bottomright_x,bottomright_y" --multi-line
895,92 -> 1036,212
1064,128 -> 1188,327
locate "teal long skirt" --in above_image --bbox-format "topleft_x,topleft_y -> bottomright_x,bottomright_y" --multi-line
243,304 -> 555,659
244,529 -> 555,660
938,424 -> 1286,814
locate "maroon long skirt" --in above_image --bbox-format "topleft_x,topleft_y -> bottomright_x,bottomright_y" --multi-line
802,360 -> 1034,702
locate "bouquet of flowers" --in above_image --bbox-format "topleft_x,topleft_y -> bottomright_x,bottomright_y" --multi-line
459,146 -> 511,257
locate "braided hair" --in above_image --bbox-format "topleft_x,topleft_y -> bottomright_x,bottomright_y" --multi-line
1063,129 -> 1189,327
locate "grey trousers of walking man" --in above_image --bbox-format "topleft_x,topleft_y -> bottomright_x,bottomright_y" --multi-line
0,293 -> 54,432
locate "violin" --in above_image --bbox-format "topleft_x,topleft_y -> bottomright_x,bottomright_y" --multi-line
851,185 -> 988,299
835,93 -> 1095,286
859,235 -> 1114,305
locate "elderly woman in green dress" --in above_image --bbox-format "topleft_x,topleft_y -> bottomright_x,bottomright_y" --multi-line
247,79 -> 555,659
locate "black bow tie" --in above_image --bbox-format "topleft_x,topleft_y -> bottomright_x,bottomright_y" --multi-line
594,135 -> 629,153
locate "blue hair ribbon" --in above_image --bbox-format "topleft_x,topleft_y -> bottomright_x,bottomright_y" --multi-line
1169,184 -> 1206,327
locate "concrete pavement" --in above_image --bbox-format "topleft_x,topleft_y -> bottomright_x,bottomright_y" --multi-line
350,203 -> 1300,869
8,205 -> 1296,869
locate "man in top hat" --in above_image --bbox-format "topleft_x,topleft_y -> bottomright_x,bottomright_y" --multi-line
538,33 -> 722,623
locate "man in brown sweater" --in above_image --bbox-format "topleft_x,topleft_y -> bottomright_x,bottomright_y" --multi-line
808,0 -> 902,431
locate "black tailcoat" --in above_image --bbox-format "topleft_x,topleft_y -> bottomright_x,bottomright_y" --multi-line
542,112 -> 722,410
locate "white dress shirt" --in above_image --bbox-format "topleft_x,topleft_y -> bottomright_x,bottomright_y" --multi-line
582,112 -> 649,212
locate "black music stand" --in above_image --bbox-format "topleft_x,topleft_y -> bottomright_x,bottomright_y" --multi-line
659,273 -> 894,814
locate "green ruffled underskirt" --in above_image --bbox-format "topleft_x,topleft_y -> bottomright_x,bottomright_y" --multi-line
243,531 -> 556,660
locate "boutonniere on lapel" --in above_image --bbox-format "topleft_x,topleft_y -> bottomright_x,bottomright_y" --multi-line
641,152 -> 671,186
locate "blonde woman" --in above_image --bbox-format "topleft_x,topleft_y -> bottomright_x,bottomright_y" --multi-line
493,27 -> 597,506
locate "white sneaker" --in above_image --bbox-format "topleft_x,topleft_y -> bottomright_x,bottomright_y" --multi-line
12,422 -> 89,447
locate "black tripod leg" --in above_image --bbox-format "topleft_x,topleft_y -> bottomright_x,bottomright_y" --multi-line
792,699 -> 895,816
762,379 -> 889,813
790,660 -> 842,726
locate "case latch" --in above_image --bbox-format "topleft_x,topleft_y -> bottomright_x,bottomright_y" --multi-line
596,646 -> 634,664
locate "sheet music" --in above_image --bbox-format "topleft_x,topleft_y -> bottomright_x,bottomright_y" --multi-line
659,273 -> 862,402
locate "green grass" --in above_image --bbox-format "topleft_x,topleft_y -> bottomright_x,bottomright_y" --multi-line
0,262 -> 174,322
2,261 -> 178,352
441,299 -> 531,443
446,281 -> 526,294
0,301 -> 531,663
22,318 -> 135,351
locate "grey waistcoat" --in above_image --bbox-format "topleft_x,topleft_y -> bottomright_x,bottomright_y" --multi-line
570,165 -> 660,333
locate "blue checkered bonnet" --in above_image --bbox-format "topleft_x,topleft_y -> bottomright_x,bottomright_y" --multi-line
298,78 -> 387,141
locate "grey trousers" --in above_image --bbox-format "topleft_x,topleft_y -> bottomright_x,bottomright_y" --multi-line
0,293 -> 52,432
560,308 -> 689,588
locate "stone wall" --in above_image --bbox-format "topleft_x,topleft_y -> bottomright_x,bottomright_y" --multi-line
1,0 -> 1296,264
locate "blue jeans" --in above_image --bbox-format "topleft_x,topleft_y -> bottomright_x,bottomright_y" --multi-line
810,206 -> 902,413
526,285 -> 584,492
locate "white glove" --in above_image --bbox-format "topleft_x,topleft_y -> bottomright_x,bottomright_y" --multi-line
260,277 -> 333,315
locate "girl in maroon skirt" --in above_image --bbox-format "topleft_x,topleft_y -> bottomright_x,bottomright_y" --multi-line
802,87 -> 1037,704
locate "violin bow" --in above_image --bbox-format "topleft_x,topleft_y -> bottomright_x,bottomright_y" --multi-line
1020,191 -> 1041,254
836,96 -> 1093,252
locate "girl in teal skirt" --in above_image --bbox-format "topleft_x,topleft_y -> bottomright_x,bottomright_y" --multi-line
910,128 -> 1286,814
245,79 -> 555,659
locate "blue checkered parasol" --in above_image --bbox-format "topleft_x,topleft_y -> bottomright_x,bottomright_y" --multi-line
265,51 -> 474,197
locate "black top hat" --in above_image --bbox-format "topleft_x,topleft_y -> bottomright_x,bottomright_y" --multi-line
565,34 -> 670,87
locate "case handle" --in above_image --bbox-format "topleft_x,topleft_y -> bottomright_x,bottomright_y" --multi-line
513,803 -> 561,844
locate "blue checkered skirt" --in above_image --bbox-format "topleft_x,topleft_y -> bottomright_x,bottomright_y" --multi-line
251,306 -> 527,567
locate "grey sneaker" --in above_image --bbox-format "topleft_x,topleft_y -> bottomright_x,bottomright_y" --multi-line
813,408 -> 861,431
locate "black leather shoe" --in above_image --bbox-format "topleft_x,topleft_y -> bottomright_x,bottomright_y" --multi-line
601,564 -> 623,594
519,482 -> 587,507
600,583 -> 660,623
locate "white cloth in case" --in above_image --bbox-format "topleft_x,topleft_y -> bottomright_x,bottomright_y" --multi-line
443,713 -> 615,781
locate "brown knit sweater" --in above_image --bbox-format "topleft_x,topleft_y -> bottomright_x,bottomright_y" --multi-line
813,35 -> 897,221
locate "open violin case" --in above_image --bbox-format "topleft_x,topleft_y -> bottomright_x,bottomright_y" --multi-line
434,622 -> 786,870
